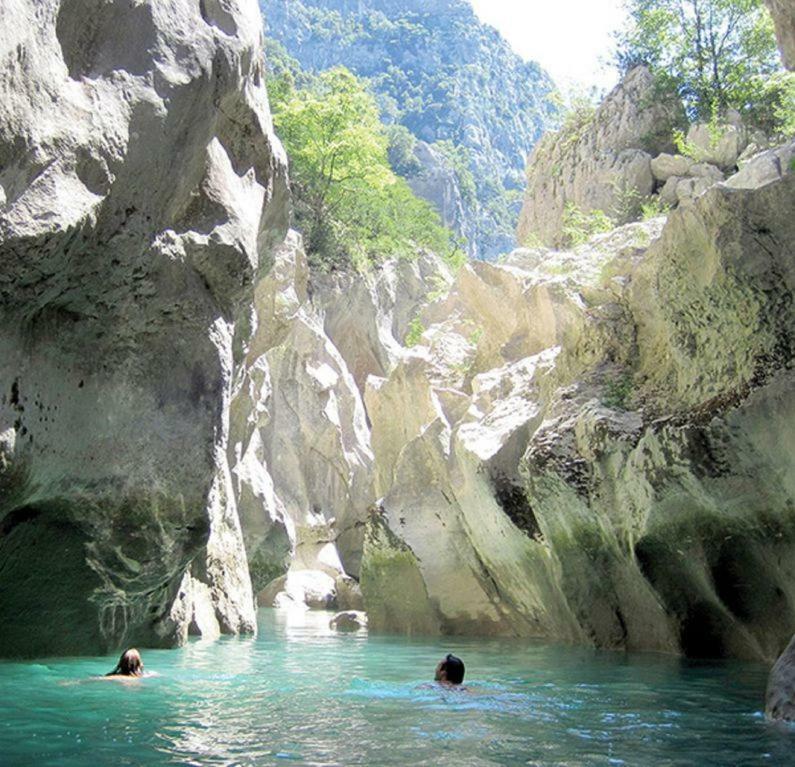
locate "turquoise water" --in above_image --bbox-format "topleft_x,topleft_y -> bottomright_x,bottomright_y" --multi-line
1,609 -> 793,766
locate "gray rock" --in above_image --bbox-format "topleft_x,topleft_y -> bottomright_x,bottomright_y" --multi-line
686,162 -> 725,181
357,147 -> 795,659
650,153 -> 691,182
407,142 -> 477,258
725,141 -> 795,189
767,635 -> 795,721
765,0 -> 795,70
329,610 -> 368,632
685,122 -> 748,169
675,176 -> 715,204
659,175 -> 684,206
335,575 -> 366,611
0,0 -> 288,656
518,66 -> 684,247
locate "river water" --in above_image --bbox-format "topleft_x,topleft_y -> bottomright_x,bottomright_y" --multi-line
1,608 -> 793,766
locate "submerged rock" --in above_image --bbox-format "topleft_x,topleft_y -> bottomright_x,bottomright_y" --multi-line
0,0 -> 288,655
329,610 -> 368,632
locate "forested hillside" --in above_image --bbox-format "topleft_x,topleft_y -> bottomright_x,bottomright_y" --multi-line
259,0 -> 559,259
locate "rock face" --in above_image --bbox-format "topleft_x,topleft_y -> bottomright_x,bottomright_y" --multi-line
406,142 -> 477,257
259,0 -> 558,259
765,0 -> 795,69
355,147 -> 795,659
231,232 -> 374,605
517,67 -> 684,248
234,234 -> 454,611
766,634 -> 795,721
0,0 -> 288,656
516,65 -> 777,249
233,140 -> 794,661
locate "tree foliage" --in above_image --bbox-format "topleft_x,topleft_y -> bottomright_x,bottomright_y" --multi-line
616,0 -> 788,128
267,52 -> 461,271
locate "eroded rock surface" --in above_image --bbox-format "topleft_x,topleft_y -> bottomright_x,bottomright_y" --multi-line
517,67 -> 684,248
0,0 -> 288,655
765,0 -> 795,69
767,634 -> 795,721
231,233 -> 375,610
356,150 -> 795,660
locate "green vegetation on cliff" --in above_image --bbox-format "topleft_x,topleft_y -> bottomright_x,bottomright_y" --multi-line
616,0 -> 794,133
268,45 -> 461,271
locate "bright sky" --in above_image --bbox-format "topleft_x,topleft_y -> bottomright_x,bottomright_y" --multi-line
470,0 -> 627,96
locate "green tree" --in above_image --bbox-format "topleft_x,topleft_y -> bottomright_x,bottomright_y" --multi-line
616,0 -> 784,124
385,124 -> 422,177
272,67 -> 393,251
268,63 -> 459,271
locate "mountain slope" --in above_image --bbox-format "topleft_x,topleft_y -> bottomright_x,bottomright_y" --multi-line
259,0 -> 558,259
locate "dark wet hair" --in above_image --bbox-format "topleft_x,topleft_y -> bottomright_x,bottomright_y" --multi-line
442,653 -> 465,684
108,648 -> 143,677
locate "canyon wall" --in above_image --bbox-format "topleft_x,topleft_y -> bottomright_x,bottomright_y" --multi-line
0,0 -> 288,655
1,0 -> 793,665
353,147 -> 795,659
246,137 -> 795,661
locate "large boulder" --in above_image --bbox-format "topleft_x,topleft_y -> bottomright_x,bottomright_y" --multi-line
685,122 -> 748,170
0,0 -> 288,655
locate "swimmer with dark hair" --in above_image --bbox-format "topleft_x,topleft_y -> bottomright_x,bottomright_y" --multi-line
434,653 -> 465,686
106,648 -> 144,679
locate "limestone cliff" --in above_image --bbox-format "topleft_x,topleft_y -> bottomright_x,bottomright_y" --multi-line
353,147 -> 795,660
517,66 -> 685,248
232,133 -> 794,660
0,0 -> 288,655
517,65 -> 781,251
2,0 -> 793,667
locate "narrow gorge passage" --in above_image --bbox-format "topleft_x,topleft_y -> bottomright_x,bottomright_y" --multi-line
1,0 -> 795,763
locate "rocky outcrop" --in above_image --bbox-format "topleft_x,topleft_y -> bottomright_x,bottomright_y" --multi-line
0,0 -> 288,656
230,232 -> 374,608
356,146 -> 795,660
235,236 -> 455,611
260,0 -> 558,259
516,66 -> 779,248
517,67 -> 684,248
406,142 -> 477,257
765,0 -> 795,69
236,142 -> 794,660
767,634 -> 795,720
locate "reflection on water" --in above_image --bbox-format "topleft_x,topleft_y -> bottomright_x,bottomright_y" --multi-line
0,608 -> 793,766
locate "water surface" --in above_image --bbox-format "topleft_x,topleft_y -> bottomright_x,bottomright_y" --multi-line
1,608 -> 792,766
